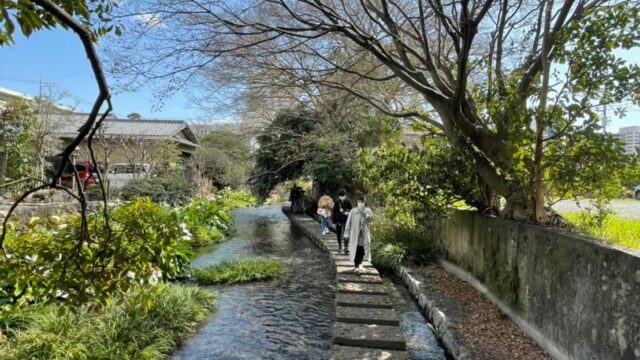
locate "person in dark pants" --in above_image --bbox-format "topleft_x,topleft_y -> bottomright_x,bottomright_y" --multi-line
332,189 -> 353,252
343,195 -> 373,274
289,185 -> 305,213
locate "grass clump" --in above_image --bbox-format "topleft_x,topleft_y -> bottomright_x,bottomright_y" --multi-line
562,211 -> 640,251
0,283 -> 215,360
194,257 -> 284,285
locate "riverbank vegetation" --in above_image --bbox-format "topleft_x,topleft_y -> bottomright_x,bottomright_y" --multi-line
194,257 -> 284,285
1,191 -> 254,306
0,284 -> 215,360
0,189 -> 255,359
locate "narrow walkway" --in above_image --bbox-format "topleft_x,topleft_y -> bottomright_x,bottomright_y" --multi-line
284,207 -> 409,360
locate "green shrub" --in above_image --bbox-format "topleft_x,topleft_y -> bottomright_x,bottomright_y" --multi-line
214,188 -> 256,209
179,198 -> 234,246
0,283 -> 215,360
193,257 -> 283,285
85,185 -> 105,201
370,216 -> 439,270
0,189 -> 252,306
120,174 -> 192,205
1,198 -> 194,306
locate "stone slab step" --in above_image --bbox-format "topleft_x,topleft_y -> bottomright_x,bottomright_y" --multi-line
335,260 -> 374,268
332,255 -> 350,261
333,323 -> 406,351
338,282 -> 387,295
336,306 -> 400,326
331,345 -> 408,360
337,266 -> 380,276
336,293 -> 393,308
337,274 -> 383,284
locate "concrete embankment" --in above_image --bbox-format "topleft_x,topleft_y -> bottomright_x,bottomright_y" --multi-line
430,210 -> 640,360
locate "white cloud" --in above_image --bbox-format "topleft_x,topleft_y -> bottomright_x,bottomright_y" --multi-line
133,13 -> 165,28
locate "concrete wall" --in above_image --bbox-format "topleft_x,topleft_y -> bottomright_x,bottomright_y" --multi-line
434,211 -> 640,360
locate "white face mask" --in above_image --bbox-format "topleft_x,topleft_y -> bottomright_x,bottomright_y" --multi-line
357,202 -> 365,209
339,196 -> 346,201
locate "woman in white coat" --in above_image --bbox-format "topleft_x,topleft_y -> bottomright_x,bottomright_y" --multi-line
343,196 -> 373,274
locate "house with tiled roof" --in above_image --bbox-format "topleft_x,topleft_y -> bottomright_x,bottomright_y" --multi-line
53,115 -> 199,158
48,114 -> 200,182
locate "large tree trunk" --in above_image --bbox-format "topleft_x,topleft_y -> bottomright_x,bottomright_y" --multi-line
436,104 -> 533,221
531,0 -> 554,225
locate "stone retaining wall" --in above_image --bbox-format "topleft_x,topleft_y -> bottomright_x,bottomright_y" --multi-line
0,201 -> 117,222
432,211 -> 640,360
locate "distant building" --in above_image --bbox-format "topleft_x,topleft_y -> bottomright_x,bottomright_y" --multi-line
53,115 -> 199,160
0,86 -> 74,112
0,87 -> 32,108
188,122 -> 242,137
614,126 -> 640,155
188,121 -> 259,152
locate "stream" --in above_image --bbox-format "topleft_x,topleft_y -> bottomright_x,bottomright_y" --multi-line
172,206 -> 447,360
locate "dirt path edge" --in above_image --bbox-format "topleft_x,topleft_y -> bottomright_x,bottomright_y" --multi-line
393,264 -> 474,360
436,259 -> 567,360
393,260 -> 568,360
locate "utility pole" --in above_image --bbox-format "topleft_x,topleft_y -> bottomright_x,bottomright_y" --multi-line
602,103 -> 609,133
37,77 -> 55,111
36,78 -> 55,181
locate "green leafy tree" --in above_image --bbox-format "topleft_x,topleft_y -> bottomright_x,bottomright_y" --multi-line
110,0 -> 640,224
0,0 -> 121,45
250,98 -> 401,200
191,131 -> 251,188
250,107 -> 317,199
126,112 -> 142,120
0,100 -> 36,185
357,134 -> 490,225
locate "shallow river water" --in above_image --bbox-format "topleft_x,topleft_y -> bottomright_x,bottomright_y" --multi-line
172,206 -> 447,360
172,206 -> 335,360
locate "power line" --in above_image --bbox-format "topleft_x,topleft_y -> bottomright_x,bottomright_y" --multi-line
0,75 -> 94,107
0,74 -> 54,86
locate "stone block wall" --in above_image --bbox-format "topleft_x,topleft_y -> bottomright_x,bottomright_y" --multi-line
434,211 -> 640,360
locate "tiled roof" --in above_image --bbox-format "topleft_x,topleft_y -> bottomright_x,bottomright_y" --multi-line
53,116 -> 198,148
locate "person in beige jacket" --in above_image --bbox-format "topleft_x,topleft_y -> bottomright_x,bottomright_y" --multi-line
317,193 -> 334,235
343,196 -> 373,274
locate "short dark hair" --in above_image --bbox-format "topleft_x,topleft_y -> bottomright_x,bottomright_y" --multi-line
338,189 -> 346,196
356,195 -> 366,203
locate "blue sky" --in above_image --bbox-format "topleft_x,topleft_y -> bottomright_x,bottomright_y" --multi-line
0,27 -> 638,131
0,28 -> 205,120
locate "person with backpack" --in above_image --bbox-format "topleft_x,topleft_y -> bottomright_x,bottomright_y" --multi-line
332,189 -> 352,253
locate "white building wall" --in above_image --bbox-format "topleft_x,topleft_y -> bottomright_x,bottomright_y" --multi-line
615,126 -> 640,155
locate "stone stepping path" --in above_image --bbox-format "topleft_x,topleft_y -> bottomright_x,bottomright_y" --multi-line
332,346 -> 409,360
285,209 -> 408,359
